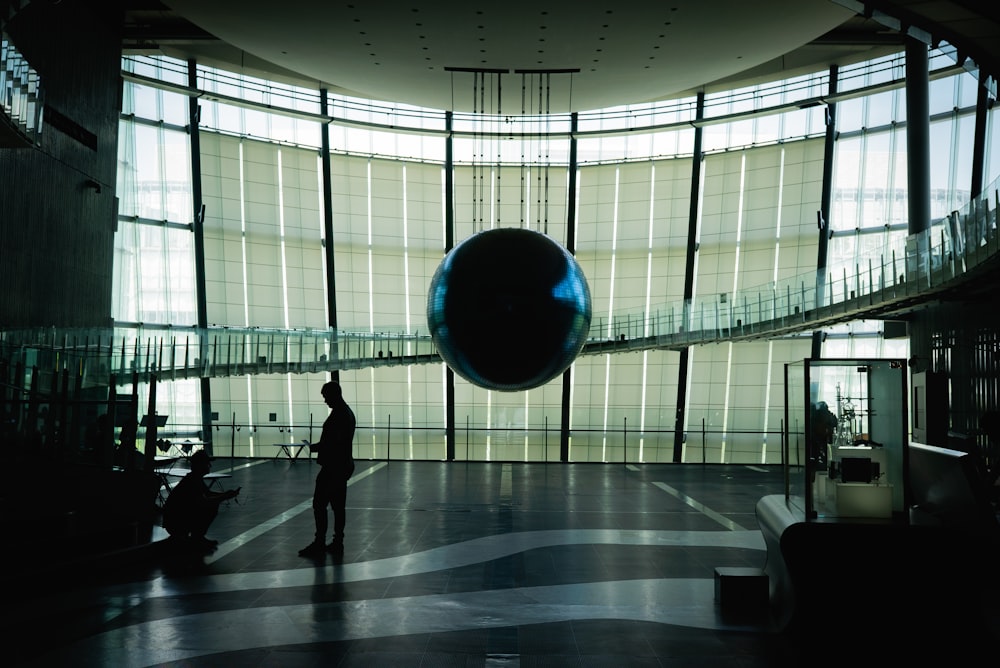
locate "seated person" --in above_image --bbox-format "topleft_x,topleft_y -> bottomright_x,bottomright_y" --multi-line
162,450 -> 240,549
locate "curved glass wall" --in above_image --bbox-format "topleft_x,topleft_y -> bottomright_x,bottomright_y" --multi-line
110,45 -> 999,463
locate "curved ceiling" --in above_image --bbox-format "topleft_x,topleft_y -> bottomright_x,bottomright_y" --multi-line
122,1 -> 1000,114
141,0 -> 884,113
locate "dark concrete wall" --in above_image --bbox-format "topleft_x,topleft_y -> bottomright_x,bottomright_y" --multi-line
0,0 -> 123,327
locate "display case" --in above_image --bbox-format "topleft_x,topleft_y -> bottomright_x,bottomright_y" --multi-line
783,358 -> 908,521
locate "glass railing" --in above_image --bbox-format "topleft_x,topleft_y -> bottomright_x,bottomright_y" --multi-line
0,326 -> 441,393
138,417 -> 784,466
588,178 -> 998,349
2,179 -> 997,394
1,31 -> 44,146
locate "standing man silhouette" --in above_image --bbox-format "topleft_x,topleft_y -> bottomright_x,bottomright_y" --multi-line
299,380 -> 356,557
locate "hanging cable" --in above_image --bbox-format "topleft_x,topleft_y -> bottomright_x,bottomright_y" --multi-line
495,71 -> 502,229
514,69 -> 578,235
543,72 -> 551,235
475,71 -> 484,233
470,72 -> 476,232
446,67 -> 511,235
536,73 -> 544,231
521,72 -> 530,227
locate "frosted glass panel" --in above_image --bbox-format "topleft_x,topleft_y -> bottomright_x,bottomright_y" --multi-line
113,55 -> 970,465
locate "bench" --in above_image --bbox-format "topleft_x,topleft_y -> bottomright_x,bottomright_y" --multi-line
756,494 -> 995,640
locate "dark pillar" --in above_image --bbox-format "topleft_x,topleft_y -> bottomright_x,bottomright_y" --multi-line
561,112 -> 579,462
188,59 -> 214,454
970,70 -> 990,201
905,39 -> 931,238
673,93 -> 705,462
812,65 -> 838,359
320,89 -> 339,383
444,111 -> 456,460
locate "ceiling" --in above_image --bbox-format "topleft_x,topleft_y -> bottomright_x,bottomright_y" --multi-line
120,1 -> 999,114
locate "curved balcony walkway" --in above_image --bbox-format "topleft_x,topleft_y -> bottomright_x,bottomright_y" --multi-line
2,188 -> 997,390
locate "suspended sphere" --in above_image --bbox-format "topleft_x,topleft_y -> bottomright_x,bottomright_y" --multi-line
427,228 -> 592,391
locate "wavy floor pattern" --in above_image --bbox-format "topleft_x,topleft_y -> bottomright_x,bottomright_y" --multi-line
12,460 -> 807,667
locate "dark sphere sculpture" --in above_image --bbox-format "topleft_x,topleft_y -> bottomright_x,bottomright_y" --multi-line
427,227 -> 592,392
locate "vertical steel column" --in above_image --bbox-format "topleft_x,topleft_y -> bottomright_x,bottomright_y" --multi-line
444,111 -> 456,460
673,93 -> 705,463
320,89 -> 339,383
188,59 -> 214,455
560,112 -> 579,462
906,39 -> 931,238
812,65 -> 838,358
970,70 -> 990,201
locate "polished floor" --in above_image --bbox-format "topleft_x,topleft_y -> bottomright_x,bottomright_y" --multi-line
6,459 -> 996,667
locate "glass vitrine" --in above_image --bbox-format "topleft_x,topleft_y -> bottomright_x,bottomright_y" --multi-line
784,358 -> 908,521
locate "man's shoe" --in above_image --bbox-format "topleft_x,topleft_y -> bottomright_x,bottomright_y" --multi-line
298,541 -> 325,557
326,539 -> 344,553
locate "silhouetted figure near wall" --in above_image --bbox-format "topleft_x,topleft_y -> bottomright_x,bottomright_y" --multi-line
162,450 -> 239,551
810,401 -> 837,470
299,381 -> 356,557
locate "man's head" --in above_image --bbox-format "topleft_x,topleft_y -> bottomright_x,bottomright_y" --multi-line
321,381 -> 342,407
190,449 -> 211,475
